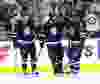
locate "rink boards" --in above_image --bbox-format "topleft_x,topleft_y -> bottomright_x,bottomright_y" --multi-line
0,64 -> 100,73
0,39 -> 100,79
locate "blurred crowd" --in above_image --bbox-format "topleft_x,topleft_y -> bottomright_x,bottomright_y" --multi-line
0,0 -> 99,31
0,0 -> 98,40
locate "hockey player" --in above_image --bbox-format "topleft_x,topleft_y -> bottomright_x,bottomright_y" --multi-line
67,1 -> 96,77
64,4 -> 81,76
47,1 -> 73,76
8,3 -> 24,50
54,0 -> 80,77
16,25 -> 37,74
47,24 -> 64,75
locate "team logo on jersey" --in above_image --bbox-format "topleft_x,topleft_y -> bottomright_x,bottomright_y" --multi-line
88,16 -> 96,24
